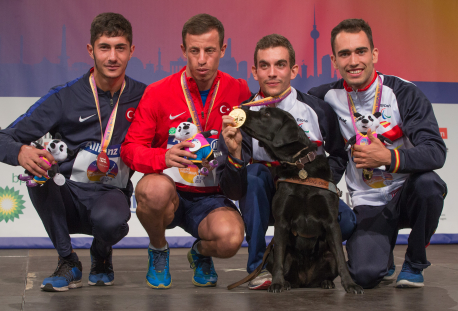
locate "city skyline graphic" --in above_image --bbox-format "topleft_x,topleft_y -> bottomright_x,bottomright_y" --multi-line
0,12 -> 456,103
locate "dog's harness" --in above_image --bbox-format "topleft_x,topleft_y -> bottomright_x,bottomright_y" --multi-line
276,177 -> 341,197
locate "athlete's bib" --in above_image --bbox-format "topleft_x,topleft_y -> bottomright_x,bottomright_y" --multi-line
70,142 -> 130,188
163,136 -> 219,186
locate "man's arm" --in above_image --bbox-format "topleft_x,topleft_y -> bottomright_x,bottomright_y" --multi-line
353,82 -> 446,173
216,116 -> 253,200
0,91 -> 62,175
120,87 -> 196,174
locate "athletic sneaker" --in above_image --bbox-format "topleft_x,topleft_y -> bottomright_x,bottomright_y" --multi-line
146,248 -> 172,289
248,269 -> 272,290
395,261 -> 424,288
88,247 -> 114,286
41,256 -> 83,292
382,263 -> 396,281
187,248 -> 218,287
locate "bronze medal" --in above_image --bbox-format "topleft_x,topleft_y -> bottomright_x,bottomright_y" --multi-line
229,108 -> 246,128
298,169 -> 308,180
363,168 -> 373,180
97,151 -> 110,173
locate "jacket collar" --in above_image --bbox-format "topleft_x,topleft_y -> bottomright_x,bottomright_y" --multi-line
343,71 -> 378,92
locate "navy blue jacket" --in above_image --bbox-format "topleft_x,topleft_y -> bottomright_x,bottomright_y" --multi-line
0,69 -> 146,194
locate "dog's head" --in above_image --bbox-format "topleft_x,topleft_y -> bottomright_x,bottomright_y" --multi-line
241,107 -> 315,162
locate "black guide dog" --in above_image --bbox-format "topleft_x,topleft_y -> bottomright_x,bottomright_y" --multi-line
240,107 -> 363,294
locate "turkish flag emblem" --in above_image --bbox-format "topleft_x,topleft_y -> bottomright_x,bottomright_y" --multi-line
126,108 -> 136,122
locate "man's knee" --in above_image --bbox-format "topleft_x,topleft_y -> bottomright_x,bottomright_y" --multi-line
94,220 -> 129,246
135,174 -> 177,215
410,171 -> 447,201
214,216 -> 245,258
350,266 -> 384,289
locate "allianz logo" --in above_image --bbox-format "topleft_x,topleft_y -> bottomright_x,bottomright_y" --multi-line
84,142 -> 119,155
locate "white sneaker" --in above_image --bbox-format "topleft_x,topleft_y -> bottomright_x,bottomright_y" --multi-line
248,269 -> 272,290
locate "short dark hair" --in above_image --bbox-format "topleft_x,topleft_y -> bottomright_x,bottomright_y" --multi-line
90,13 -> 133,47
182,14 -> 224,49
331,19 -> 374,56
254,34 -> 295,68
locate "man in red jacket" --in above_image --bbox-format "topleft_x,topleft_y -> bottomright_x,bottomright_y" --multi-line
121,14 -> 251,289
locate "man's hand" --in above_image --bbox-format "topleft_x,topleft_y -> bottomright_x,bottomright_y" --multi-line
18,145 -> 54,177
165,141 -> 197,168
352,131 -> 391,169
222,115 -> 242,160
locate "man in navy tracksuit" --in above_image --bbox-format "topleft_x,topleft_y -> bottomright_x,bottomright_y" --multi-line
217,34 -> 356,290
0,13 -> 146,292
308,19 -> 447,288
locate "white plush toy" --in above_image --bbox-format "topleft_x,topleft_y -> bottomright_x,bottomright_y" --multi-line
175,118 -> 219,176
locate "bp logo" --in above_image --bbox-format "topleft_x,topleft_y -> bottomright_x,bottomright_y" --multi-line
0,186 -> 26,223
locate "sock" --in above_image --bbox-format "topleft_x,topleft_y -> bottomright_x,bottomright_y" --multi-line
63,252 -> 79,263
149,243 -> 168,251
192,241 -> 202,255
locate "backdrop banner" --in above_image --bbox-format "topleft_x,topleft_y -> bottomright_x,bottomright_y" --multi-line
0,0 -> 456,248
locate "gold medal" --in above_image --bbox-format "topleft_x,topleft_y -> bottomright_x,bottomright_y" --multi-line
298,169 -> 308,180
229,108 -> 246,128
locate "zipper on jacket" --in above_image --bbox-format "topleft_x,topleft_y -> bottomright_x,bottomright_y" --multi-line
110,99 -> 114,107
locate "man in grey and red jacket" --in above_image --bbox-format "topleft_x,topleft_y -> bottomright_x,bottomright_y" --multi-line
308,18 -> 447,289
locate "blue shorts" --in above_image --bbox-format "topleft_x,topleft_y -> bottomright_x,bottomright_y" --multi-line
167,191 -> 238,239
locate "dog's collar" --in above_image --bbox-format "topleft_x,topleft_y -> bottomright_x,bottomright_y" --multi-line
280,150 -> 317,170
277,177 -> 342,197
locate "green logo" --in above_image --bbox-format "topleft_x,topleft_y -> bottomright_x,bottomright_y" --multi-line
0,186 -> 26,223
169,127 -> 176,135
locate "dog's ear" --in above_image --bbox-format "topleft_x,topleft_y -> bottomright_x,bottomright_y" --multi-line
272,119 -> 300,148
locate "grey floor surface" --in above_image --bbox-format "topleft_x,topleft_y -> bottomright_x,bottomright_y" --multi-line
0,245 -> 457,311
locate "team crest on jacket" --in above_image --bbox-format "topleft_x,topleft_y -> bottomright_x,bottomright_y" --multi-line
126,108 -> 136,122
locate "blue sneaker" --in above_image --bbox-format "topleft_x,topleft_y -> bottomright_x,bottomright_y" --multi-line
88,248 -> 114,286
146,248 -> 172,289
395,261 -> 424,288
383,263 -> 396,281
41,257 -> 83,292
187,248 -> 217,287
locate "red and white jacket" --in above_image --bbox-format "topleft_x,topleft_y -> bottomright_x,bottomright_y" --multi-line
308,72 -> 446,207
121,67 -> 251,193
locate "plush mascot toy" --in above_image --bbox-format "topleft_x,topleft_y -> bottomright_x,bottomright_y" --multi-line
174,118 -> 218,176
344,112 -> 393,180
18,133 -> 74,187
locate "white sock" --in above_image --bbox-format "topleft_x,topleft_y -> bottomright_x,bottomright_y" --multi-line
192,241 -> 201,255
149,243 -> 168,251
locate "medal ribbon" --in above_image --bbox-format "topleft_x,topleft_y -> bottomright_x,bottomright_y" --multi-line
346,74 -> 383,133
89,73 -> 126,155
181,71 -> 220,133
238,87 -> 292,108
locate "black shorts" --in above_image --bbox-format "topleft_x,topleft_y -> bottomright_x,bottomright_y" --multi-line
167,191 -> 238,239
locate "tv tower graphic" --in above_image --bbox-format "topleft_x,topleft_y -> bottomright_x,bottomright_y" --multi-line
58,25 -> 70,67
310,7 -> 320,77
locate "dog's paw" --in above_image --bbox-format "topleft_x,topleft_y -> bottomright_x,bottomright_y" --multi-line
343,283 -> 364,294
267,282 -> 290,293
320,280 -> 335,289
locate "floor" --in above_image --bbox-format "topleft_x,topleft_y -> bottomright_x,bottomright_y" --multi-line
1,245 -> 457,311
